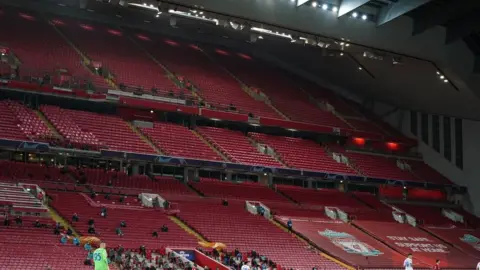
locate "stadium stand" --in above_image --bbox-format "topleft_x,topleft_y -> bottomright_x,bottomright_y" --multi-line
40,105 -> 156,153
275,217 -> 410,269
138,37 -> 280,118
48,191 -> 198,249
0,8 -> 108,89
423,226 -> 480,259
355,220 -> 478,268
140,122 -> 223,161
190,179 -> 288,202
175,198 -> 346,269
54,17 -> 179,94
210,49 -> 351,128
196,126 -> 282,167
392,204 -> 458,227
250,132 -> 356,174
0,216 -> 90,269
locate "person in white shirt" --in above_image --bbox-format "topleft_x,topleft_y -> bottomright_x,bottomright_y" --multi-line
476,261 -> 480,270
241,262 -> 250,270
403,253 -> 413,270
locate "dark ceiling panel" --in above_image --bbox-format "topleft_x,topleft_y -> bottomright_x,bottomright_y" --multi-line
376,0 -> 433,26
337,0 -> 372,17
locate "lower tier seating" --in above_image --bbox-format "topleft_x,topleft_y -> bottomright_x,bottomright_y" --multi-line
275,217 -> 407,269
355,220 -> 478,268
48,191 -> 198,249
175,198 -> 346,270
190,179 -> 289,202
0,216 -> 90,269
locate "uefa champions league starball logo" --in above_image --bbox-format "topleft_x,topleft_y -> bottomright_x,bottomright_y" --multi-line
319,229 -> 383,256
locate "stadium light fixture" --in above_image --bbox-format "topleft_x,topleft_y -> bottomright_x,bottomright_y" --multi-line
250,27 -> 293,40
128,2 -> 159,11
332,6 -> 338,12
322,4 -> 328,10
311,1 -> 317,7
444,79 -> 448,83
168,9 -> 219,25
352,12 -> 358,18
358,67 -> 362,70
361,14 -> 367,20
439,75 -> 444,79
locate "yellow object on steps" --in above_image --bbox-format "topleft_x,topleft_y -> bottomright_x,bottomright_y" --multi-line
48,206 -> 80,237
169,216 -> 207,242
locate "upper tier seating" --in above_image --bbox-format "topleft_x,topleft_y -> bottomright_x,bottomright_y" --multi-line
345,118 -> 386,134
49,191 -> 198,249
56,18 -> 178,94
0,100 -> 54,141
40,105 -> 155,153
0,216 -> 90,270
140,122 -> 222,161
355,220 -> 478,268
190,179 -> 288,202
0,9 -> 108,89
0,161 -> 71,183
405,160 -> 453,184
250,133 -> 356,174
210,50 -> 349,128
276,217 -> 407,269
352,192 -> 392,211
175,198 -> 346,269
139,38 -> 279,118
197,126 -> 282,167
343,152 -> 419,181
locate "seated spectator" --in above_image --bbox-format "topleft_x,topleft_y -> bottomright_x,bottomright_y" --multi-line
120,221 -> 126,228
287,218 -> 293,233
88,217 -> 94,226
73,237 -> 80,246
34,219 -> 41,228
88,224 -> 96,234
107,179 -> 113,187
53,226 -> 60,235
60,235 -> 67,244
66,227 -> 73,236
116,227 -> 124,237
90,191 -> 96,199
101,207 -> 107,218
72,213 -> 79,222
222,199 -> 229,206
15,216 -> 22,226
161,224 -> 169,232
3,216 -> 10,226
152,231 -> 158,238
119,195 -> 127,203
104,193 -> 111,200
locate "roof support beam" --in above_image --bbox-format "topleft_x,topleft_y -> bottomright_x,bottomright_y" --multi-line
296,0 -> 310,7
445,10 -> 480,44
412,3 -> 477,36
377,0 -> 433,27
338,0 -> 371,18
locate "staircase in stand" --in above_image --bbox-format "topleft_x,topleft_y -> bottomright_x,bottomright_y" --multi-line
323,145 -> 365,177
47,18 -> 115,89
34,110 -> 64,140
247,136 -> 289,167
127,122 -> 163,154
191,129 -> 231,162
169,215 -> 209,242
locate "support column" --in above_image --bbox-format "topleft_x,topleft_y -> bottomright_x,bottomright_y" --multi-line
307,178 -> 313,189
132,163 -> 140,176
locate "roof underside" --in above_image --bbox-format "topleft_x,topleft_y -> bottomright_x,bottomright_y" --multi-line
5,0 -> 480,119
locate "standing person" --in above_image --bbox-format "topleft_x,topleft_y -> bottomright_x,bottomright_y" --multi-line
403,253 -> 413,270
433,259 -> 440,270
241,261 -> 250,270
287,219 -> 293,233
93,242 -> 110,270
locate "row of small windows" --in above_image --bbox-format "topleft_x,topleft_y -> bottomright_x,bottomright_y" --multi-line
410,111 -> 463,169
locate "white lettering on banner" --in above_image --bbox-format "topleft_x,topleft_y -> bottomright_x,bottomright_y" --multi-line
387,236 -> 449,253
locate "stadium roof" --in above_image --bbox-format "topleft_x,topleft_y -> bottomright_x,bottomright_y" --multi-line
6,0 -> 480,120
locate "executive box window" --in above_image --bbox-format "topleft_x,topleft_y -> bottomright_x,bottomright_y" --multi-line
410,111 -> 418,136
454,118 -> 463,169
432,115 -> 440,152
421,113 -> 429,144
443,116 -> 452,161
